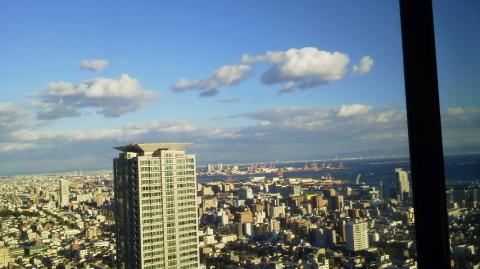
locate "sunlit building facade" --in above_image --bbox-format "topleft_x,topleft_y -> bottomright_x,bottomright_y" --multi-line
345,221 -> 369,252
113,143 -> 199,269
395,168 -> 411,201
59,179 -> 70,208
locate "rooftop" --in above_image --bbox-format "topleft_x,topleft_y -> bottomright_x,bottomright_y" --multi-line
113,143 -> 192,154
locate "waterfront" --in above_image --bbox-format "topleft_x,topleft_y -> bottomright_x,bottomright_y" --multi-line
198,153 -> 480,185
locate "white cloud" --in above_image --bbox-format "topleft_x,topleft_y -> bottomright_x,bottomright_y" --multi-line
0,143 -> 42,153
172,47 -> 374,96
360,132 -> 408,142
0,103 -> 39,134
242,47 -> 351,93
447,107 -> 468,117
338,104 -> 373,117
79,59 -> 109,72
172,64 -> 251,97
3,98 -> 480,174
352,56 -> 374,75
36,74 -> 157,119
240,105 -> 404,133
443,107 -> 480,128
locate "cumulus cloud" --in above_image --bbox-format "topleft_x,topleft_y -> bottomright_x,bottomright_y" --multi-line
352,56 -> 374,75
338,104 -> 373,117
242,47 -> 351,93
443,107 -> 480,128
172,64 -> 251,97
0,143 -> 41,153
36,103 -> 80,120
3,97 -> 480,175
35,74 -> 157,119
79,59 -> 109,72
239,105 -> 405,133
172,47 -> 374,96
0,103 -> 39,134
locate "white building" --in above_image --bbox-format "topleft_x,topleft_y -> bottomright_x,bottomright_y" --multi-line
202,235 -> 216,245
395,168 -> 411,201
114,143 -> 199,269
59,179 -> 69,207
345,221 -> 369,251
269,205 -> 286,219
207,164 -> 212,173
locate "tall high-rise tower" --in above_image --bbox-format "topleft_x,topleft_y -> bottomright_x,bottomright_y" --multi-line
379,180 -> 385,200
59,179 -> 70,208
113,143 -> 199,269
345,221 -> 369,251
395,168 -> 411,201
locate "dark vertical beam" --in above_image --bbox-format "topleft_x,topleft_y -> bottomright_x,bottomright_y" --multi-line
399,0 -> 451,268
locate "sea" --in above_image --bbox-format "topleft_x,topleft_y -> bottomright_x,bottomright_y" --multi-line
198,153 -> 480,187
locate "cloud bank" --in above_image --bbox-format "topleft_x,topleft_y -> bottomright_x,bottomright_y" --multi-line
1,102 -> 479,175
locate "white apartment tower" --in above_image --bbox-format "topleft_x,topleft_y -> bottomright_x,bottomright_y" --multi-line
59,179 -> 70,207
113,143 -> 199,269
207,164 -> 212,174
395,168 -> 411,201
345,221 -> 369,251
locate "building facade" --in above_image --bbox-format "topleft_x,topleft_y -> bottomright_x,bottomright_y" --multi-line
0,247 -> 9,267
345,221 -> 369,252
113,143 -> 199,269
59,179 -> 69,208
395,168 -> 411,201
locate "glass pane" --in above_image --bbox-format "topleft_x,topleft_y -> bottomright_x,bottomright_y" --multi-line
0,1 -> 418,268
433,0 -> 480,268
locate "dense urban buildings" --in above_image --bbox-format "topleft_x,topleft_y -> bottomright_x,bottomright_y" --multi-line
0,170 -> 116,268
0,156 -> 479,268
113,143 -> 200,269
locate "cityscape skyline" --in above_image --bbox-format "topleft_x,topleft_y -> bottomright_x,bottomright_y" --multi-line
0,1 -> 478,268
1,1 -> 479,175
1,143 -> 478,268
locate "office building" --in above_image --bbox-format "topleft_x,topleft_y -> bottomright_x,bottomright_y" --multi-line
345,221 -> 369,251
269,204 -> 286,219
0,247 -> 9,267
59,179 -> 69,207
328,195 -> 344,211
114,143 -> 199,269
379,180 -> 385,200
395,168 -> 411,201
238,187 -> 253,200
207,164 -> 212,173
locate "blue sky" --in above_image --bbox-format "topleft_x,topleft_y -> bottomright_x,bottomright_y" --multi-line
0,1 -> 478,174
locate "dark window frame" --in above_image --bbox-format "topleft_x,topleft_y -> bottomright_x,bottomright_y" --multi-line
400,0 -> 451,268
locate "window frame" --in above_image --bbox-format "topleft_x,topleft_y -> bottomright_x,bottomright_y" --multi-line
400,0 -> 452,267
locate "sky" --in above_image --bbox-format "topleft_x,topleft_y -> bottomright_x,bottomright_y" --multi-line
0,0 -> 479,175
